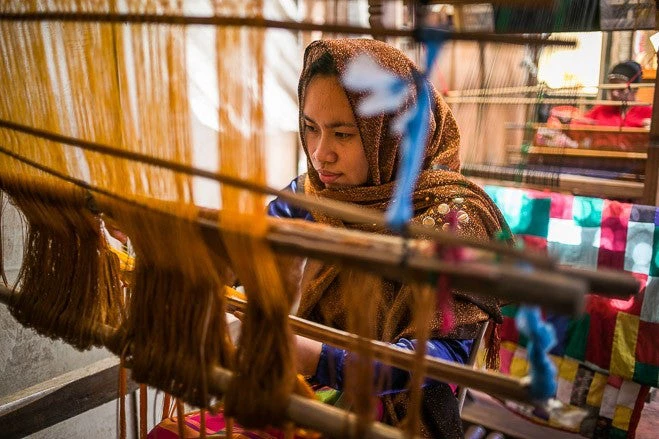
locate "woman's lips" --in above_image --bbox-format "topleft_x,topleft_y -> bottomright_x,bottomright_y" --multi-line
318,171 -> 341,184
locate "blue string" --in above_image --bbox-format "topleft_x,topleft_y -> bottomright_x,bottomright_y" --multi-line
385,37 -> 445,232
386,78 -> 431,232
516,305 -> 558,401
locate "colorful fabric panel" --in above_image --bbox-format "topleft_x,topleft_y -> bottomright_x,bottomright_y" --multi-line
484,186 -> 657,438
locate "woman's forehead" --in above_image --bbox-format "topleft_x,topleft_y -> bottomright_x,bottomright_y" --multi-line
303,76 -> 356,123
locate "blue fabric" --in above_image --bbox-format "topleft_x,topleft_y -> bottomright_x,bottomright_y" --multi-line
312,338 -> 474,396
266,177 -> 314,222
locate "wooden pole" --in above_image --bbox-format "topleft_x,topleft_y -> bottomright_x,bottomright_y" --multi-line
0,12 -> 576,47
226,295 -> 532,402
642,7 -> 659,206
447,82 -> 653,98
445,97 -> 650,106
427,0 -> 552,6
0,284 -> 533,405
462,163 -> 645,201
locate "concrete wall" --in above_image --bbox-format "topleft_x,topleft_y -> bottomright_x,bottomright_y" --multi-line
1,200 -> 125,437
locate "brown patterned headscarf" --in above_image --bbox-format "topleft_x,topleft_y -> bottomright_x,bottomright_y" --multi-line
296,39 -> 511,341
296,38 -> 511,437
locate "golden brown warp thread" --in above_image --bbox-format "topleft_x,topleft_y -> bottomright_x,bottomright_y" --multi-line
110,201 -> 234,409
222,215 -> 298,429
4,182 -> 123,350
341,270 -> 381,437
403,284 -> 434,437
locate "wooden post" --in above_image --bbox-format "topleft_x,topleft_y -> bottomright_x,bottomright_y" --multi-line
643,7 -> 659,206
368,0 -> 384,40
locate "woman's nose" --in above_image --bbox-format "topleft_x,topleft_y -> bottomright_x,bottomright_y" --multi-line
313,135 -> 338,163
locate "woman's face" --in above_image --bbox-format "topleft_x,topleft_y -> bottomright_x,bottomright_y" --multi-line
303,75 -> 368,188
609,78 -> 636,102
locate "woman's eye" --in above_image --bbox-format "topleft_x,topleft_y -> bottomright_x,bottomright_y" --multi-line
335,132 -> 353,139
305,124 -> 318,133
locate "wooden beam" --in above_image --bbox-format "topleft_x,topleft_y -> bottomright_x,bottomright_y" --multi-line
445,96 -> 650,106
0,357 -> 138,439
463,163 -> 645,200
461,391 -> 582,439
427,0 -> 553,6
0,129 -> 553,269
643,8 -> 659,206
505,123 -> 649,134
448,82 -> 653,98
264,220 -> 590,316
226,296 -> 533,404
511,146 -> 646,160
0,283 -> 535,406
0,12 -> 576,47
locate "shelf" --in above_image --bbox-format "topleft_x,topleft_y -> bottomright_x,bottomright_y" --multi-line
507,145 -> 647,160
505,123 -> 650,134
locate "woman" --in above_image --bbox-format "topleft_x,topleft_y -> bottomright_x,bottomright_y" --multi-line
573,61 -> 652,128
151,38 -> 511,439
269,39 -> 511,438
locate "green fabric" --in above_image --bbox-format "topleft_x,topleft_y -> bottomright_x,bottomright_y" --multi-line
572,196 -> 604,228
650,226 -> 659,277
501,304 -> 518,318
517,332 -> 529,349
565,314 -> 590,362
633,362 -> 659,386
609,426 -> 628,439
484,187 -> 550,237
315,388 -> 342,405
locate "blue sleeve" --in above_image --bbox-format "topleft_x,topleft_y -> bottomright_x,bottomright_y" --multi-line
266,177 -> 314,221
311,338 -> 474,396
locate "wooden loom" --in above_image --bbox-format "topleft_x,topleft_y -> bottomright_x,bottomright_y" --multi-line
0,1 -> 640,438
435,23 -> 659,205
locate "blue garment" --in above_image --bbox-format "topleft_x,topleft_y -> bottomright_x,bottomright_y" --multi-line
266,177 -> 314,222
268,177 -> 474,395
312,338 -> 473,396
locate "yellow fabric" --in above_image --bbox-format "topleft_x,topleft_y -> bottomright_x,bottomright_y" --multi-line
612,405 -> 634,431
223,286 -> 248,303
610,312 -> 640,379
549,354 -> 562,371
501,341 -> 517,354
510,349 -> 529,377
587,372 -> 608,407
109,247 -> 135,272
558,357 -> 579,381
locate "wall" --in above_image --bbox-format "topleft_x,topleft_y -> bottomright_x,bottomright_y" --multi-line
0,201 -> 126,437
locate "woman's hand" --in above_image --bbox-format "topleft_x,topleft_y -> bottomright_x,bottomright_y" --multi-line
233,311 -> 322,376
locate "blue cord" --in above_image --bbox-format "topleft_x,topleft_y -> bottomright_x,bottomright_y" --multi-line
386,76 -> 431,231
342,34 -> 447,233
385,38 -> 445,232
516,305 -> 558,401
